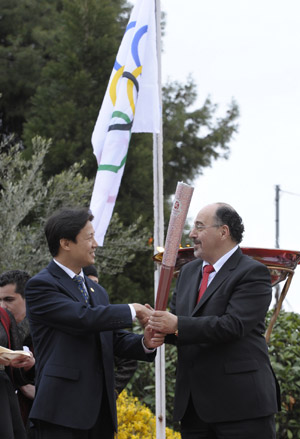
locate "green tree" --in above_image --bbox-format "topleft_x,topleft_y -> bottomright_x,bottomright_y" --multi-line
23,0 -> 129,176
0,135 -> 149,278
0,0 -> 61,137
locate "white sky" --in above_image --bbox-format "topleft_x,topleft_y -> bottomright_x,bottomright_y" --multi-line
159,0 -> 300,313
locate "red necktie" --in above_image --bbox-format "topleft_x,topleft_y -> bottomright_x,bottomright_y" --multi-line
197,264 -> 215,303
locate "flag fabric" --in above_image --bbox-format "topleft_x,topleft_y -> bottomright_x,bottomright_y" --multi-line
90,0 -> 160,245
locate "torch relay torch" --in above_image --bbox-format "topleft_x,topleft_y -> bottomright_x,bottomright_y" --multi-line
155,182 -> 194,310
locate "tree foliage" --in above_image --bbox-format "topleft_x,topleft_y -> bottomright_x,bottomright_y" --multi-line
22,0 -> 129,177
0,136 -> 149,279
0,0 -> 61,137
266,311 -> 300,439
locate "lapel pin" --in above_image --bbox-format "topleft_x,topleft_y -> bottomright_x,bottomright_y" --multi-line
90,288 -> 95,292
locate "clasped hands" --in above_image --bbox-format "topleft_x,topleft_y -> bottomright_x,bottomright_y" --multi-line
132,303 -> 178,349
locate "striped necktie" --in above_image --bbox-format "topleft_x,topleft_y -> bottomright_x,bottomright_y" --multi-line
73,275 -> 90,304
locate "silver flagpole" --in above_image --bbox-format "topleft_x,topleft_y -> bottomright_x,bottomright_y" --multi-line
153,0 -> 165,438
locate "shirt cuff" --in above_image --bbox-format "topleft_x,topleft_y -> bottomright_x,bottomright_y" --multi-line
128,304 -> 136,321
141,337 -> 156,353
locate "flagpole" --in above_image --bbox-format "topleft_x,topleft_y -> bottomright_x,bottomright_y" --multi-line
153,0 -> 165,438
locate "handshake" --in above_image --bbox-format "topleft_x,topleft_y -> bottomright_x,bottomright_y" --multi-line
132,303 -> 178,350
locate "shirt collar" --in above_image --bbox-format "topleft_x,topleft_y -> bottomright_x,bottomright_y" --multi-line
202,245 -> 239,273
53,259 -> 84,279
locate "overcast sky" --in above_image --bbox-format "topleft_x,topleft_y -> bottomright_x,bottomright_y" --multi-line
159,0 -> 300,313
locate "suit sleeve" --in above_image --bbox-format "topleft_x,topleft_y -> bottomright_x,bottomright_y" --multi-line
25,276 -> 133,335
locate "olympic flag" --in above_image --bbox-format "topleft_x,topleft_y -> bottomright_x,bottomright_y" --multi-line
90,0 -> 160,245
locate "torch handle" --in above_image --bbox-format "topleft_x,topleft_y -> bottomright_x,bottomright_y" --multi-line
155,265 -> 175,310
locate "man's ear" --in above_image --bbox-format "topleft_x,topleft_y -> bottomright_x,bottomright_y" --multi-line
220,225 -> 230,239
60,238 -> 70,251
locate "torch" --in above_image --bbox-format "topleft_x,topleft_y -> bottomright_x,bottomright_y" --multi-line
155,181 -> 194,310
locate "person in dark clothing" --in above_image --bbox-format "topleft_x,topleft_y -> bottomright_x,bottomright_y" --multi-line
149,202 -> 280,439
0,307 -> 34,439
25,207 -> 163,439
0,269 -> 35,433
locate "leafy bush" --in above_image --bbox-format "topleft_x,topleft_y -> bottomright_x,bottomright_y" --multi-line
116,389 -> 180,439
267,311 -> 300,439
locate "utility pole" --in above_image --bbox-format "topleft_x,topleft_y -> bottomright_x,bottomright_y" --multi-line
274,185 -> 280,305
275,185 -> 280,249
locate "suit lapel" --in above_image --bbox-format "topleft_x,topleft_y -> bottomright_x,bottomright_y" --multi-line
192,248 -> 242,314
187,261 -> 203,315
177,259 -> 203,315
47,260 -> 85,304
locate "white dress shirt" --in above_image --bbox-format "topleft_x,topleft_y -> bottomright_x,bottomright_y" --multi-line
201,245 -> 239,289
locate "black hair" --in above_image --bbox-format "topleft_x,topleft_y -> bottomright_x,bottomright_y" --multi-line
0,270 -> 30,298
45,207 -> 94,257
83,265 -> 98,279
214,203 -> 244,244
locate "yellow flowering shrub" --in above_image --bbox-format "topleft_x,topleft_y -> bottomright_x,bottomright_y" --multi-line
116,390 -> 180,439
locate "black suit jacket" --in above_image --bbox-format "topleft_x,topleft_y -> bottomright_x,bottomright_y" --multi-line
167,247 -> 280,423
25,261 -> 155,430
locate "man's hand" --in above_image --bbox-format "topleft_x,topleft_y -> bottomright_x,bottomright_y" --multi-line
20,384 -> 35,400
143,325 -> 165,349
132,303 -> 154,327
148,310 -> 178,334
0,357 -> 10,366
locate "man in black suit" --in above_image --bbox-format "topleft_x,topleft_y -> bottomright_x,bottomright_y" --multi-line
25,207 -> 163,439
149,202 -> 280,439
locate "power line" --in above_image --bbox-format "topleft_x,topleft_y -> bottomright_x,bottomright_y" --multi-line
280,189 -> 300,197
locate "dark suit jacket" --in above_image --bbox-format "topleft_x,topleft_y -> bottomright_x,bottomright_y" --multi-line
25,261 -> 155,431
167,247 -> 280,423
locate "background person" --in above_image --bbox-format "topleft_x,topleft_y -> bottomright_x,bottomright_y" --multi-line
0,269 -> 35,431
149,202 -> 280,439
0,306 -> 34,439
25,206 -> 163,439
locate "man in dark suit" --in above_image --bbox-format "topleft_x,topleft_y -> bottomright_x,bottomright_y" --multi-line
149,202 -> 280,439
25,207 -> 163,439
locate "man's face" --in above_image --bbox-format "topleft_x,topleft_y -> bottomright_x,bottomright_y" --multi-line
189,204 -> 222,263
68,221 -> 98,269
0,283 -> 26,324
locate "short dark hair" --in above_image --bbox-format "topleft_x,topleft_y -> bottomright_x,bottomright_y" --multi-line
83,265 -> 99,278
45,207 -> 94,257
214,203 -> 244,244
0,270 -> 30,298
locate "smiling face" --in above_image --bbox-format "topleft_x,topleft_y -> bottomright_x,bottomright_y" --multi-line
189,204 -> 225,264
0,283 -> 26,324
58,221 -> 98,274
